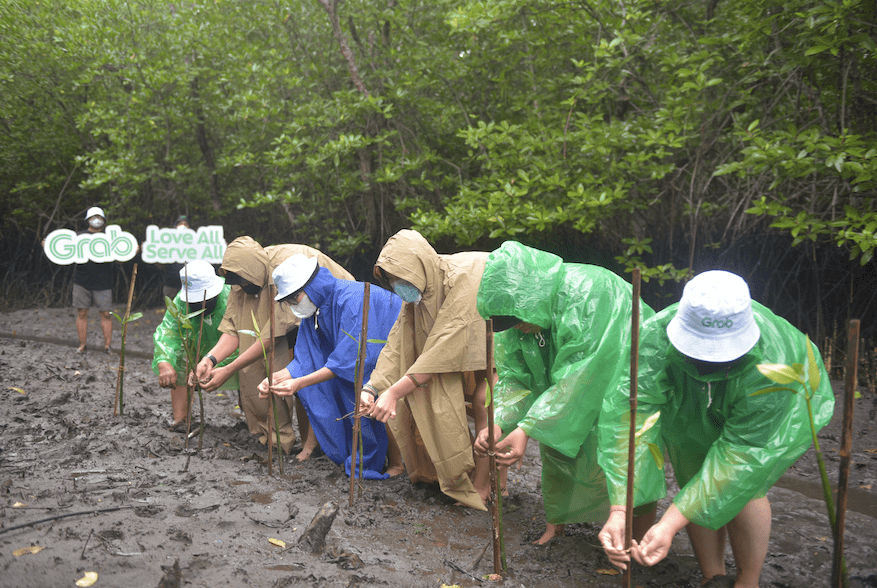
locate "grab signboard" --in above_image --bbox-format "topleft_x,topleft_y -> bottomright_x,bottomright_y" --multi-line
43,224 -> 227,265
140,225 -> 226,264
43,226 -> 138,265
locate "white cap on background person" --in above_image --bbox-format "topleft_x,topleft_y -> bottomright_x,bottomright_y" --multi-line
666,270 -> 761,362
85,206 -> 105,220
179,260 -> 224,303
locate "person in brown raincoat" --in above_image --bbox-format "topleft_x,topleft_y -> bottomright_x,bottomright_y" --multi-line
359,229 -> 489,510
194,236 -> 353,454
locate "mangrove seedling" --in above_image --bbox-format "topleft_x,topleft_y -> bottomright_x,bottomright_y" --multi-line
753,336 -> 846,587
112,264 -> 140,416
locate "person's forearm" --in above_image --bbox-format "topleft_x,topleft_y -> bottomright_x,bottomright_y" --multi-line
206,333 -> 240,363
225,334 -> 274,373
296,367 -> 335,389
657,503 -> 690,535
386,372 -> 432,400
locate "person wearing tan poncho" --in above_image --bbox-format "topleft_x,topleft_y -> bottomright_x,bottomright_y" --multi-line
195,236 -> 353,454
360,229 -> 488,511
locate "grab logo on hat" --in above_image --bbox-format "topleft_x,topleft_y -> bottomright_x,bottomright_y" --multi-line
701,317 -> 734,329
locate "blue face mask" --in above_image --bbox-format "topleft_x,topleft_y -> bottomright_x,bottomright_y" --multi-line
392,280 -> 422,304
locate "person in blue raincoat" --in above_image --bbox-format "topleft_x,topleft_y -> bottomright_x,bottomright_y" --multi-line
259,254 -> 403,479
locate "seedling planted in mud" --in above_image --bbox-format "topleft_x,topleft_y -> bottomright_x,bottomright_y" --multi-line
162,295 -> 208,450
753,336 -> 847,587
113,264 -> 141,416
240,309 -> 284,475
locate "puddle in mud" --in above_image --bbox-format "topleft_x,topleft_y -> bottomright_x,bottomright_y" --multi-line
775,475 -> 877,519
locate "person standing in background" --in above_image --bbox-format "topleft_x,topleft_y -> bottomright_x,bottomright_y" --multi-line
73,206 -> 114,353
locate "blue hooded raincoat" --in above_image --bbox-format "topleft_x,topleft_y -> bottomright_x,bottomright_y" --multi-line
287,267 -> 402,479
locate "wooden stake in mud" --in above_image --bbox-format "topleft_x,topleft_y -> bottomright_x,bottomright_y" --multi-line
194,291 -> 207,451
266,283 -> 283,475
485,318 -> 505,574
349,282 -> 370,506
832,318 -> 859,588
623,268 -> 641,588
113,263 -> 138,416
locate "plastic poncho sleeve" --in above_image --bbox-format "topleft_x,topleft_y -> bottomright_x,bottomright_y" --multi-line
509,274 -> 651,458
152,291 -> 236,385
491,331 -> 545,433
597,321 -> 672,508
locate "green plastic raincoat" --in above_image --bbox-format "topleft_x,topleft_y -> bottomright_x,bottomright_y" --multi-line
152,284 -> 238,389
477,241 -> 654,524
598,302 -> 835,530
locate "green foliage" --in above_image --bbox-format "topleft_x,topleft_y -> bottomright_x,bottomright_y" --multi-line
0,0 -> 873,297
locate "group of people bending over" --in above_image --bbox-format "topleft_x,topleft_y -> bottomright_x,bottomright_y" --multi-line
152,229 -> 834,588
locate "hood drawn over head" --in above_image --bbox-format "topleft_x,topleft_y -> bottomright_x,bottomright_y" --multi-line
477,241 -> 564,330
222,236 -> 270,289
374,229 -> 439,294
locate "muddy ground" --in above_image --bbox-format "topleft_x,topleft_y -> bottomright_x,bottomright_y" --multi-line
0,306 -> 875,587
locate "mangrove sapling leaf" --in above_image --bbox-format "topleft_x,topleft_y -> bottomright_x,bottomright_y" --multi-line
647,443 -> 664,469
487,387 -> 530,408
756,363 -> 805,385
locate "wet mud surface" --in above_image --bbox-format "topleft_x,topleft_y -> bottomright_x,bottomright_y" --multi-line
0,306 -> 875,587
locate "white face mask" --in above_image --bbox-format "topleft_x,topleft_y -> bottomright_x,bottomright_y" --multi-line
290,292 -> 318,318
88,217 -> 105,229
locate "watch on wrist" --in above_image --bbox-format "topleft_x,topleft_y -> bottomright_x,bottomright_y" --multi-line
207,354 -> 218,367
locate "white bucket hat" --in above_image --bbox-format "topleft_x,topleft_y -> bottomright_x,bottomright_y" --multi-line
179,260 -> 224,303
85,206 -> 105,220
273,254 -> 319,301
666,270 -> 761,362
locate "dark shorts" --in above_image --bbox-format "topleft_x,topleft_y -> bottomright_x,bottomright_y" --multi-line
72,284 -> 113,312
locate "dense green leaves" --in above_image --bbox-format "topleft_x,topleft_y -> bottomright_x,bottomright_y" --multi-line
0,0 -> 874,316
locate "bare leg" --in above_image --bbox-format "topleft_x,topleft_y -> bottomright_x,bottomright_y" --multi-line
686,522 -> 727,581
170,384 -> 189,424
726,497 -> 770,588
385,426 -> 404,476
534,522 -> 566,545
99,311 -> 112,350
76,308 -> 88,350
296,424 -> 319,462
470,373 -> 492,501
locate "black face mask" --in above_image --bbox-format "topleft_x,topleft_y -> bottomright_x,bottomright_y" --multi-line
241,282 -> 261,296
202,297 -> 219,316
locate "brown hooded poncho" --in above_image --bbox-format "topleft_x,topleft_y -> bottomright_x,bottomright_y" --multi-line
219,237 -> 353,451
367,229 -> 487,510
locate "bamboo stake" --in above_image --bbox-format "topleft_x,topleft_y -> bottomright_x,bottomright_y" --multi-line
349,282 -> 371,506
113,263 -> 138,416
183,264 -> 194,451
623,268 -> 641,588
266,284 -> 284,475
832,319 -> 858,588
485,318 -> 505,574
195,290 -> 207,451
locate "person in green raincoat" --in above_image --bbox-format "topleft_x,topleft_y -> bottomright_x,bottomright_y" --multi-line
598,270 -> 834,588
474,241 -> 654,544
152,260 -> 238,427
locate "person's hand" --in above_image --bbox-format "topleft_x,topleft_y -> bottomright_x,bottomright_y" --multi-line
257,369 -> 293,398
259,378 -> 300,398
359,390 -> 376,412
631,520 -> 674,567
473,425 -> 503,457
494,427 -> 528,467
157,362 -> 177,388
599,509 -> 630,570
195,356 -> 214,383
368,389 -> 398,422
201,365 -> 231,392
